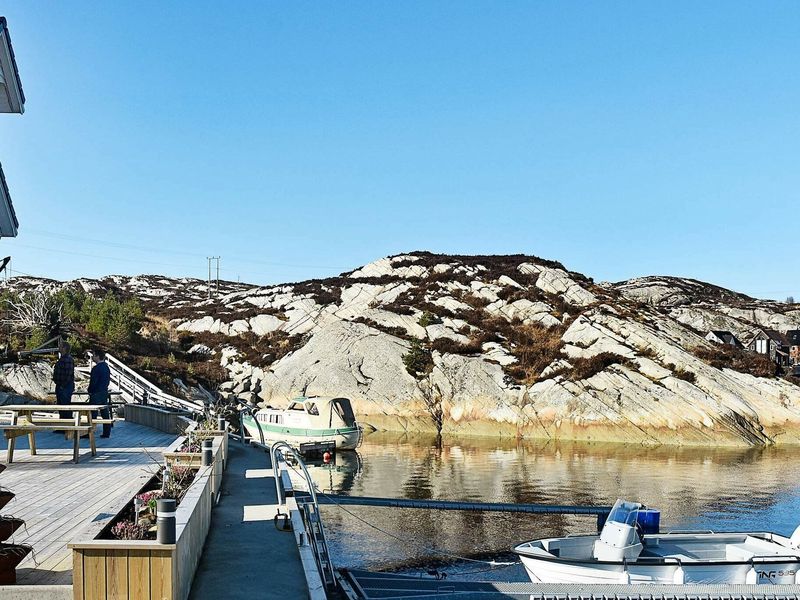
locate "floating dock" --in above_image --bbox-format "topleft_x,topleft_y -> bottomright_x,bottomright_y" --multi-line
340,569 -> 800,600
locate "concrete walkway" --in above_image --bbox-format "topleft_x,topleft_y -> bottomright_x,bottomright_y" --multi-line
189,441 -> 309,599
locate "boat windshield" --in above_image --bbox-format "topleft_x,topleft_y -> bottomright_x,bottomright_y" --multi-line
606,499 -> 642,527
331,398 -> 356,427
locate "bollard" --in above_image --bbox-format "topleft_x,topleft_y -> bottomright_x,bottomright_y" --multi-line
156,499 -> 176,544
134,497 -> 143,525
202,438 -> 213,466
217,416 -> 226,432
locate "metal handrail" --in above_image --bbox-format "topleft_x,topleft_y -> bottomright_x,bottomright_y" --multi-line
239,405 -> 265,446
271,441 -> 336,588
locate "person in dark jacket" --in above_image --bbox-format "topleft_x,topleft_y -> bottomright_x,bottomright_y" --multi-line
88,348 -> 112,438
53,341 -> 75,422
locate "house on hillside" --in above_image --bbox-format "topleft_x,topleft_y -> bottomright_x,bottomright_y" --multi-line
787,330 -> 800,365
705,330 -> 742,348
746,329 -> 790,366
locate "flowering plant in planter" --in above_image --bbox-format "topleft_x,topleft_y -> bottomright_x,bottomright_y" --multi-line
110,520 -> 149,541
110,465 -> 198,541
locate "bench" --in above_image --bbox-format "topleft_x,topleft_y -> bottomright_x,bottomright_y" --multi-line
0,424 -> 94,464
29,418 -> 115,426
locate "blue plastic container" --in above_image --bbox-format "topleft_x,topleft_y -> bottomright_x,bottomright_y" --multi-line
636,509 -> 661,534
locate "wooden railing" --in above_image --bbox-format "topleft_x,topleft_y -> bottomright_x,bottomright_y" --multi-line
70,433 -> 227,600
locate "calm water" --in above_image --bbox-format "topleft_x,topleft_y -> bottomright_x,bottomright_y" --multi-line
301,432 -> 800,581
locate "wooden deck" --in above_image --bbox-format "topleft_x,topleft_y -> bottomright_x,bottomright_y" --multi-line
0,419 -> 176,585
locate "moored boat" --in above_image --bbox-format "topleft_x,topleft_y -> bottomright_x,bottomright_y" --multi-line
514,499 -> 800,585
242,396 -> 363,450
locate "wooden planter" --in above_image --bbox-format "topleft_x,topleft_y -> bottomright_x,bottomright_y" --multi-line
163,429 -> 229,469
0,543 -> 32,584
0,517 -> 24,541
70,433 -> 227,600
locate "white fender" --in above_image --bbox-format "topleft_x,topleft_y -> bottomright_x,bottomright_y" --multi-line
672,565 -> 685,584
790,524 -> 800,549
745,566 -> 758,584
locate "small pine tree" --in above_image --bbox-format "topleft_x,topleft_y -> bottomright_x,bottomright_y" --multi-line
402,339 -> 433,377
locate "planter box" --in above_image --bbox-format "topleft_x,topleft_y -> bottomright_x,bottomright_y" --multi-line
70,434 -> 226,600
0,543 -> 32,584
0,517 -> 24,541
124,404 -> 192,435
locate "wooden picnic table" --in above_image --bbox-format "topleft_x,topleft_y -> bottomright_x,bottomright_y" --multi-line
0,404 -> 111,464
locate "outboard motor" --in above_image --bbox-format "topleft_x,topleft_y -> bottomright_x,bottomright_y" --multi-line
594,499 -> 644,561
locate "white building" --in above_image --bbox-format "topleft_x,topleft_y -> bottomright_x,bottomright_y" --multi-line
0,16 -> 23,239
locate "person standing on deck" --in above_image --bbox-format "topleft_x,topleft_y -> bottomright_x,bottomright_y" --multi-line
52,341 -> 74,425
88,348 -> 112,438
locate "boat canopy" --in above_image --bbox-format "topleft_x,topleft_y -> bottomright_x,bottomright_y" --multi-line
283,396 -> 357,428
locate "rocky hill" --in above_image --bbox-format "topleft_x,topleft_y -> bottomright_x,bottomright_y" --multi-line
4,252 -> 800,446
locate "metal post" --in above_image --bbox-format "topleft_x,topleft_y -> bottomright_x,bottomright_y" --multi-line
202,438 -> 213,466
156,499 -> 176,544
217,417 -> 226,432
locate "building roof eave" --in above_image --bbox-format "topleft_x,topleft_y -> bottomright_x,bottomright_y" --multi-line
0,162 -> 19,237
0,16 -> 25,113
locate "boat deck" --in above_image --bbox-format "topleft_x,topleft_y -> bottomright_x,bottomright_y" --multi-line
0,419 -> 176,585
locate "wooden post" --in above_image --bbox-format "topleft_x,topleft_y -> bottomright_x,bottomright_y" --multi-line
73,410 -> 81,463
6,411 -> 17,463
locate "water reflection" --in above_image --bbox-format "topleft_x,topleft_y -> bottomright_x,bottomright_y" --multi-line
303,432 -> 800,572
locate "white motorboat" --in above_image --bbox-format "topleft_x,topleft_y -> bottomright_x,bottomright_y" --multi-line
242,396 -> 363,450
514,499 -> 800,585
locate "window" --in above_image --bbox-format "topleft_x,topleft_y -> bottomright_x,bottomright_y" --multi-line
307,403 -> 319,416
756,339 -> 768,354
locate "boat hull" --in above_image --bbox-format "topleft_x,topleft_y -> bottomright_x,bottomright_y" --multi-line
515,534 -> 800,585
242,414 -> 362,450
518,553 -> 772,584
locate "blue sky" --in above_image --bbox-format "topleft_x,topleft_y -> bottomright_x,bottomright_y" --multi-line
0,2 -> 798,299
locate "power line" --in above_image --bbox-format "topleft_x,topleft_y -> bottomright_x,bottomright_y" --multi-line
23,228 -> 343,270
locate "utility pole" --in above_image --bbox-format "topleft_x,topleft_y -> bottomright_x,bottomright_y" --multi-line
207,257 -> 221,299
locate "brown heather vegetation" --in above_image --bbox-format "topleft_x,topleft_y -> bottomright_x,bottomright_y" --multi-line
502,322 -> 568,384
351,317 -> 410,340
430,337 -> 483,355
692,344 -> 779,378
564,352 -> 632,382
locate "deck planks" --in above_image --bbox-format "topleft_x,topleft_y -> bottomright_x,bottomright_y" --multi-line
0,419 -> 176,585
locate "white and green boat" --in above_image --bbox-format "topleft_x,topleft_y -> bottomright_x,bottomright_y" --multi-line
242,396 -> 363,450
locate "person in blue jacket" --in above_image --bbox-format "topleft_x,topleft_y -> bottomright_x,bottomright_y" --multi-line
88,348 -> 112,438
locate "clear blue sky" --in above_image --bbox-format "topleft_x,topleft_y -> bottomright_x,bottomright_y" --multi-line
1,2 -> 798,299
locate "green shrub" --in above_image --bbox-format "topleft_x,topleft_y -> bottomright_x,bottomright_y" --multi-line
82,292 -> 143,345
25,327 -> 49,350
403,339 -> 433,377
418,311 -> 442,328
